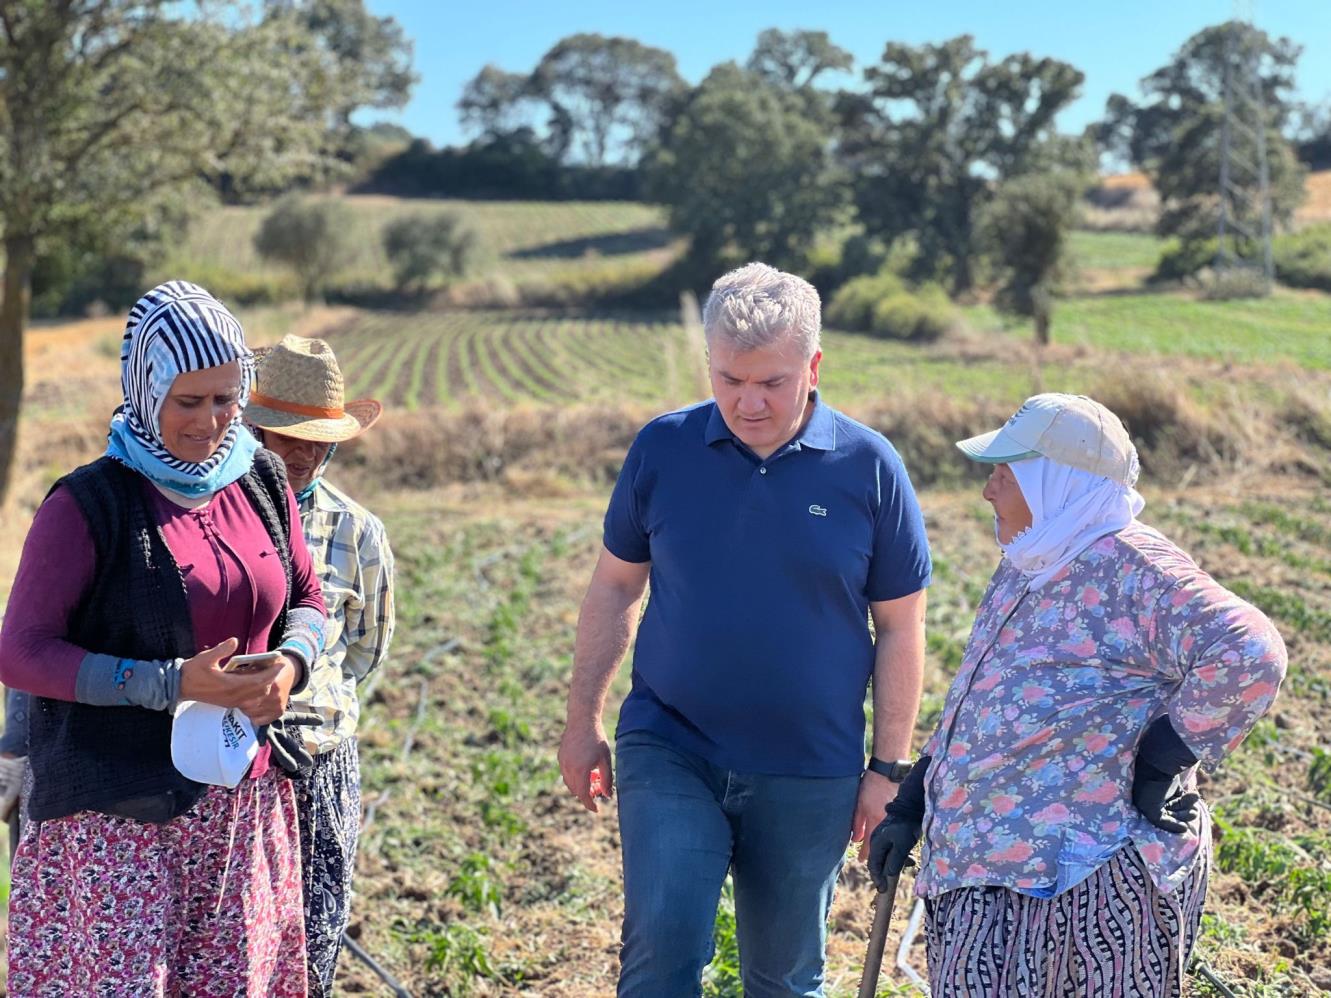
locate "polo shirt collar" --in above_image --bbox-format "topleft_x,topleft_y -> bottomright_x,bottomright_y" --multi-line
703,392 -> 838,452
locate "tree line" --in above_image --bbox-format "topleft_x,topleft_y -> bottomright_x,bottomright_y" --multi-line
416,24 -> 1314,289
0,8 -> 1323,505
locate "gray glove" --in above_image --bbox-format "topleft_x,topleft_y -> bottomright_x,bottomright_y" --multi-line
1132,715 -> 1201,834
259,711 -> 322,779
868,755 -> 930,892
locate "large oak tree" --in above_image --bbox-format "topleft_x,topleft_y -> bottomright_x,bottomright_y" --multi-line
838,36 -> 1083,293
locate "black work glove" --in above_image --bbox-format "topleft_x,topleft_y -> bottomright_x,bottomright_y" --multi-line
259,711 -> 322,780
868,755 -> 930,892
1132,715 -> 1201,834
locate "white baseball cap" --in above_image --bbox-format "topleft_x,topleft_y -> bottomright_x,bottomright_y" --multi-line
956,393 -> 1139,487
170,700 -> 259,788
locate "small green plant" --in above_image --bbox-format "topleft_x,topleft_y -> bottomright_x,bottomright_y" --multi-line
1308,747 -> 1331,803
488,706 -> 533,747
447,852 -> 504,916
702,879 -> 742,997
413,923 -> 497,993
1214,818 -> 1331,943
479,800 -> 526,836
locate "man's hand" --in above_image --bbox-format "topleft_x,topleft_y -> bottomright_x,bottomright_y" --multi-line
558,722 -> 614,814
851,770 -> 900,862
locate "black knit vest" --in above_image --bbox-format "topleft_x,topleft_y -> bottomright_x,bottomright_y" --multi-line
27,450 -> 292,823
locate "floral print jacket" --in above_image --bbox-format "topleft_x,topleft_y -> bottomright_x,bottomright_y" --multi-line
916,522 -> 1287,899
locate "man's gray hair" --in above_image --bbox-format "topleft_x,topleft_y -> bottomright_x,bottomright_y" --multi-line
702,262 -> 821,358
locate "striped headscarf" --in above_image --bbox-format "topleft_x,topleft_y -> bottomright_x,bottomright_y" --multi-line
106,281 -> 258,496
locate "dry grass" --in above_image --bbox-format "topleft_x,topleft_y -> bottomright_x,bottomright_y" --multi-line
1084,169 -> 1331,232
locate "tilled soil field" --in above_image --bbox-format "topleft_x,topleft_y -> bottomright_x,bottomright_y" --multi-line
334,475 -> 1331,997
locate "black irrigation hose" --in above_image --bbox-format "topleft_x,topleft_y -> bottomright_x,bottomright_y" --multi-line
1192,962 -> 1240,998
343,932 -> 414,998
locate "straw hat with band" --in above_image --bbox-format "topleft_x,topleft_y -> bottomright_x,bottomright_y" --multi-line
246,334 -> 382,442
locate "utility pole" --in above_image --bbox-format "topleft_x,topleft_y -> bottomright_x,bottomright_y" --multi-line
1215,7 -> 1275,293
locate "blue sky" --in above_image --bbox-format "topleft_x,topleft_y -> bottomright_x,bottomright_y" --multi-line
367,1 -> 1331,148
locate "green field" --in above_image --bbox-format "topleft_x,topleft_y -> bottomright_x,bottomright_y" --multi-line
160,196 -> 679,302
321,288 -> 1331,421
1068,228 -> 1163,272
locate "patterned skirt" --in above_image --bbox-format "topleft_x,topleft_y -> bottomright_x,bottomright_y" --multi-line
7,768 -> 307,997
924,843 -> 1209,998
294,736 -> 362,998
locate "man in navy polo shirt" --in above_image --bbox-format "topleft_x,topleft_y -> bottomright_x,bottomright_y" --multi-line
557,262 -> 931,997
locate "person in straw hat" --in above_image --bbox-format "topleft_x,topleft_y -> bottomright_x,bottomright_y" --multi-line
246,333 -> 396,997
868,392 -> 1287,997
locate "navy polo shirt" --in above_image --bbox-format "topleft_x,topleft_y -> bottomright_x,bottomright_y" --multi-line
604,393 -> 932,777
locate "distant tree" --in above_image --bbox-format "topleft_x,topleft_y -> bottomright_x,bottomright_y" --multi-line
255,199 -> 356,302
0,2 -> 355,505
529,34 -> 686,167
838,36 -> 1083,293
383,214 -> 480,293
646,63 -> 846,272
458,65 -> 538,140
1096,21 -> 1305,244
979,169 -> 1085,346
264,0 -> 415,129
746,28 -> 853,90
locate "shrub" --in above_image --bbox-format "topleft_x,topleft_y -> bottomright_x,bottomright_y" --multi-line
869,283 -> 955,342
382,213 -> 479,293
825,271 -> 906,330
1273,224 -> 1331,291
1202,267 -> 1270,300
253,198 -> 355,302
1153,237 -> 1218,282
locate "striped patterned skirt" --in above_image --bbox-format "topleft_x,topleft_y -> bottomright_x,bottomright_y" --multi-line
924,843 -> 1209,998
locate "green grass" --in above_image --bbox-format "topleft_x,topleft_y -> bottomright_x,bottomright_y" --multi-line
966,289 -> 1331,370
1068,229 -> 1163,272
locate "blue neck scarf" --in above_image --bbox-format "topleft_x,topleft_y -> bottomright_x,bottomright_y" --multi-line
105,281 -> 255,498
108,410 -> 260,499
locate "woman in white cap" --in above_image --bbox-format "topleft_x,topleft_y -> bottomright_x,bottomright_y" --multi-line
0,281 -> 326,995
869,392 -> 1287,997
245,334 -> 395,997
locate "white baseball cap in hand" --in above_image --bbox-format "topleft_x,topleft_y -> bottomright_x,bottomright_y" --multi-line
170,700 -> 259,788
955,393 -> 1140,487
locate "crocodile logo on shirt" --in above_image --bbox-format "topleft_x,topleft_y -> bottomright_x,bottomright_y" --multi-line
808,504 -> 828,517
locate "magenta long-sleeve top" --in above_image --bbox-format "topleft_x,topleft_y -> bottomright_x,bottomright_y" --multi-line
0,477 -> 326,701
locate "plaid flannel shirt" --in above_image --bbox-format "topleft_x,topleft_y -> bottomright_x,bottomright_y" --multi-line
289,478 -> 395,755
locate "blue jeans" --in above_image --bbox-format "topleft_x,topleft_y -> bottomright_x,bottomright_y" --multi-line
615,730 -> 861,998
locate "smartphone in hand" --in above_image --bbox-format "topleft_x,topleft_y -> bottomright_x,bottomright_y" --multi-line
223,651 -> 281,674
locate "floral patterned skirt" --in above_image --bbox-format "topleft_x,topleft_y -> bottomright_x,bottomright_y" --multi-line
925,842 -> 1209,998
7,768 -> 307,997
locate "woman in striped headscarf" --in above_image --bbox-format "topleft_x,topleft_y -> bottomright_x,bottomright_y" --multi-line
0,281 -> 327,996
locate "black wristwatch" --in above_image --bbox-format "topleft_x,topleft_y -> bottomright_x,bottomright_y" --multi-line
867,757 -> 913,782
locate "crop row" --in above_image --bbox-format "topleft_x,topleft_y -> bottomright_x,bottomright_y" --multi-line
328,311 -> 694,410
